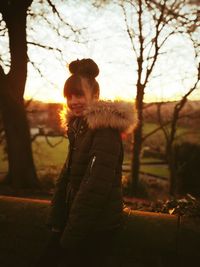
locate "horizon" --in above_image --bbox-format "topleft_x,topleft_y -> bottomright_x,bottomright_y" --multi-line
25,96 -> 200,105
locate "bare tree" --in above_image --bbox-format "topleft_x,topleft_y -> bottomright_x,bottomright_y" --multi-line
0,0 -> 39,188
119,0 -> 199,195
0,0 -> 79,188
156,34 -> 200,195
137,0 -> 200,195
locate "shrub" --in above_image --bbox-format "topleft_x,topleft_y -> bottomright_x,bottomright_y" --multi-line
122,174 -> 150,199
172,142 -> 200,196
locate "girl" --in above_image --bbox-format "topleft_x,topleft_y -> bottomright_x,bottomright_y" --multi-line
39,58 -> 134,267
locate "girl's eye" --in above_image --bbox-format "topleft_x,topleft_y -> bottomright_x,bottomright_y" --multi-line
67,92 -> 84,100
76,94 -> 84,98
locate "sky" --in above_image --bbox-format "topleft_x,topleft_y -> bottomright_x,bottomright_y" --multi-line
1,0 -> 200,103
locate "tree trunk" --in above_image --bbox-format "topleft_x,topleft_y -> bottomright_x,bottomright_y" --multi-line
131,84 -> 144,195
131,122 -> 142,195
0,0 -> 39,188
166,143 -> 177,196
167,152 -> 176,196
165,104 -> 181,196
1,92 -> 38,188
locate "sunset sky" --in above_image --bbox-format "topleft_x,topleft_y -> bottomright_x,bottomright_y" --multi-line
2,0 -> 199,103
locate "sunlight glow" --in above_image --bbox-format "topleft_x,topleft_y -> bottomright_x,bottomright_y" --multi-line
22,1 -> 199,104
59,103 -> 67,129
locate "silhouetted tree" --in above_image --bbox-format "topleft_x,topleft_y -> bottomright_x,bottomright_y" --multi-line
157,40 -> 199,195
0,0 -> 39,188
0,0 -> 79,188
120,0 -> 199,195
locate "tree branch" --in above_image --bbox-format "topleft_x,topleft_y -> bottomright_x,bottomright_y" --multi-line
28,41 -> 62,53
46,0 -> 79,34
28,56 -> 60,93
143,1 -> 166,86
120,1 -> 138,58
31,127 -> 67,147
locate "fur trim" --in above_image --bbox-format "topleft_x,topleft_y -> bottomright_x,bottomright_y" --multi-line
66,100 -> 136,133
84,100 -> 136,133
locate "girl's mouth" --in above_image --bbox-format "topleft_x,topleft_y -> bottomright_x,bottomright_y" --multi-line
71,105 -> 85,114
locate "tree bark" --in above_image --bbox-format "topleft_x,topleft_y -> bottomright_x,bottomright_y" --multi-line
1,92 -> 39,188
131,83 -> 144,195
0,0 -> 39,188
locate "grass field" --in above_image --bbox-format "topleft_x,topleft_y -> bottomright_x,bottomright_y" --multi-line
0,136 -> 169,179
0,137 -> 68,176
140,164 -> 169,179
0,122 -> 199,180
32,136 -> 68,169
143,122 -> 200,145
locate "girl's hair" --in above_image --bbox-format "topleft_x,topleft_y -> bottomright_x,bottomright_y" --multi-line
63,58 -> 100,98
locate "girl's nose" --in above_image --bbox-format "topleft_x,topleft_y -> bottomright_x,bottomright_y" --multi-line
70,95 -> 79,104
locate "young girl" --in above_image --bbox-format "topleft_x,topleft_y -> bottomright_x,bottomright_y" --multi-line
39,58 -> 134,267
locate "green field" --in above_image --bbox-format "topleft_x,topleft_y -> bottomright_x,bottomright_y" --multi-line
143,122 -> 200,145
123,160 -> 169,179
1,122 -> 199,180
32,137 -> 68,169
140,164 -> 169,179
0,137 -> 169,179
0,137 -> 68,175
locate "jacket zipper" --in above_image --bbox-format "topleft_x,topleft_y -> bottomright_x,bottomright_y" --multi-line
90,155 -> 96,174
85,155 -> 96,183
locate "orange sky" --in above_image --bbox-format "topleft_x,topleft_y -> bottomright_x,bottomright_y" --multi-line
22,1 -> 199,104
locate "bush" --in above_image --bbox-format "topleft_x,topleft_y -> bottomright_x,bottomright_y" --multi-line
142,147 -> 165,160
172,142 -> 200,196
122,174 -> 150,199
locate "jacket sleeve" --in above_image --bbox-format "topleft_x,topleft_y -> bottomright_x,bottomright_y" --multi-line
46,158 -> 69,231
60,128 -> 121,249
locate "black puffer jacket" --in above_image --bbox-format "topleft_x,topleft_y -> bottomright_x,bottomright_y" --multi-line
47,100 -> 135,249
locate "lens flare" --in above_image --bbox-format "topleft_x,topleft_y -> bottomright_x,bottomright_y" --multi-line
59,103 -> 67,130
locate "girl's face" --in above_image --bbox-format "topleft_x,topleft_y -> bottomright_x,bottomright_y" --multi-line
66,79 -> 98,117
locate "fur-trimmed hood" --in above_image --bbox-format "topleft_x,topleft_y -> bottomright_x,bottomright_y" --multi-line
67,100 -> 136,133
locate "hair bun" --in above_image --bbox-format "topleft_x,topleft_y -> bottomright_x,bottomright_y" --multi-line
68,58 -> 99,78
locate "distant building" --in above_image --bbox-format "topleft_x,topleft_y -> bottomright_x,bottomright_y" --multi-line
27,101 -> 64,135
